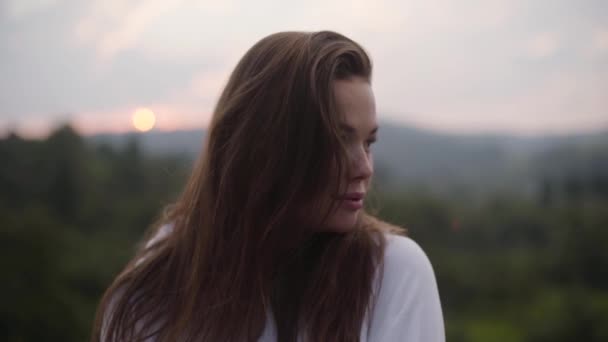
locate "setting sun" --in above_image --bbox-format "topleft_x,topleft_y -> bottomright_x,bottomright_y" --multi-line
132,108 -> 156,132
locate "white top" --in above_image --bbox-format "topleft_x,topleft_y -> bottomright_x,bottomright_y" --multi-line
257,234 -> 445,342
106,230 -> 445,341
364,234 -> 445,341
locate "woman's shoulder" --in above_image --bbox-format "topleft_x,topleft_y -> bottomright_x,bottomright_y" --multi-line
370,218 -> 433,277
145,223 -> 174,247
365,231 -> 445,341
375,232 -> 439,302
382,233 -> 435,277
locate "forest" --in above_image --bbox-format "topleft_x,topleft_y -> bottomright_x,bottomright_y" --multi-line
1,124 -> 607,341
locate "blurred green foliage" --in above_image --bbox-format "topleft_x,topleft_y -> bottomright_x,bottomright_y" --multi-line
1,124 -> 607,341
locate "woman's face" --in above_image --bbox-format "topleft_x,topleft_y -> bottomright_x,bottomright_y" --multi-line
322,77 -> 377,232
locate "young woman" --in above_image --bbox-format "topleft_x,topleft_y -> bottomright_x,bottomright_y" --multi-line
93,30 -> 444,342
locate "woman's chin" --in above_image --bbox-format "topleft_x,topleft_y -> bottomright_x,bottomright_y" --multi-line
322,209 -> 360,232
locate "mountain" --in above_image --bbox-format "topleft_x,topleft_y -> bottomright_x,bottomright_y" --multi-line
87,122 -> 608,199
90,129 -> 206,157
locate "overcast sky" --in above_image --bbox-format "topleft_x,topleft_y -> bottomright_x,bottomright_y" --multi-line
1,0 -> 607,137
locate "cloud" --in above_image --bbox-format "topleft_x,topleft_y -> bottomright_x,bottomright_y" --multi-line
590,28 -> 608,56
2,0 -> 608,136
523,32 -> 560,60
75,0 -> 185,61
73,0 -> 244,63
2,0 -> 60,19
395,67 -> 608,135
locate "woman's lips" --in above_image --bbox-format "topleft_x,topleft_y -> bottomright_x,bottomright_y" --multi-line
340,198 -> 363,210
337,192 -> 364,210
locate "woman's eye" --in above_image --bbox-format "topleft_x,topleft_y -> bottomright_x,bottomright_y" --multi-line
364,137 -> 377,150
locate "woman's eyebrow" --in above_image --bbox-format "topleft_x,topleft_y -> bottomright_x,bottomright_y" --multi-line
340,124 -> 379,135
339,124 -> 356,134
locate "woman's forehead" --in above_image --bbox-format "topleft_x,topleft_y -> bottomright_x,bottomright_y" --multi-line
333,78 -> 377,133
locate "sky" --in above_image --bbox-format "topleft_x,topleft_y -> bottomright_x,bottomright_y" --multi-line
1,0 -> 607,137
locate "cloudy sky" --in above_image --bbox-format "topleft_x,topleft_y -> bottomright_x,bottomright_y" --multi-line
1,0 -> 607,137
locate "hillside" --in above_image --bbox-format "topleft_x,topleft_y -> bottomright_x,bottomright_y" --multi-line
88,123 -> 608,199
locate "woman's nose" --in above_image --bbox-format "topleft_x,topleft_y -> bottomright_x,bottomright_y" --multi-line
349,148 -> 373,181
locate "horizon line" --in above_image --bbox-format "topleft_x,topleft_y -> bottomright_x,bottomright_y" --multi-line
2,119 -> 607,140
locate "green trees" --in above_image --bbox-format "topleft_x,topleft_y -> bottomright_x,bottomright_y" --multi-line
1,125 -> 606,341
0,125 -> 187,341
372,185 -> 608,341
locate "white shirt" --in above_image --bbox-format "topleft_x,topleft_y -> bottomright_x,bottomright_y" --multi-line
364,234 -> 445,341
257,234 -> 445,342
108,230 -> 445,341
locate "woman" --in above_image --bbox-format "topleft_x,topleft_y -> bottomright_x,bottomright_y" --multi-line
93,30 -> 444,342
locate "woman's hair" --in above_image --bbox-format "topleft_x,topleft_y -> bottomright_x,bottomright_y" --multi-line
92,30 -> 404,342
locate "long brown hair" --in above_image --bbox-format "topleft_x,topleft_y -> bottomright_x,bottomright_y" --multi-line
92,31 -> 404,342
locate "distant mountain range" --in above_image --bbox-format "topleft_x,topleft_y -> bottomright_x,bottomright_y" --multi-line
88,122 -> 608,199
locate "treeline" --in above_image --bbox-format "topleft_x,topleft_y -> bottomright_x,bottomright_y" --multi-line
1,124 -> 607,341
0,125 -> 189,341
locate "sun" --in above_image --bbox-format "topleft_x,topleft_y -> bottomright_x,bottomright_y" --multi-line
132,108 -> 156,132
